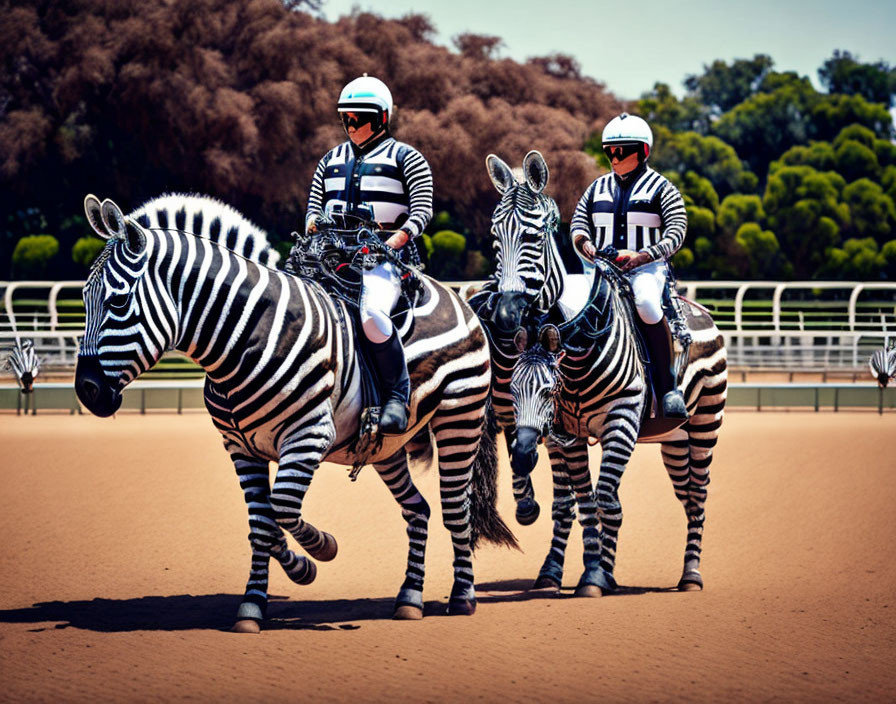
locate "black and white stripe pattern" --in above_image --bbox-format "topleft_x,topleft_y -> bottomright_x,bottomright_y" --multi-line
305,138 -> 433,237
75,194 -> 514,627
4,338 -> 40,393
509,262 -> 728,593
482,155 -> 727,594
870,343 -> 896,387
570,166 -> 687,261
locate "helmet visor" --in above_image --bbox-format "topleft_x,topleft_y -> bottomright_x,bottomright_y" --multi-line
341,111 -> 378,131
603,142 -> 642,161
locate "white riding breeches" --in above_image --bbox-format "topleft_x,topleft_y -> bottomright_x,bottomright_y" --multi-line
360,262 -> 402,343
628,260 -> 668,325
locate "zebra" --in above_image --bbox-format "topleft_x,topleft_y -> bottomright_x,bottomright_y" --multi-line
479,152 -> 728,595
4,338 -> 41,394
869,341 -> 896,388
468,150 -> 588,527
74,193 -> 516,631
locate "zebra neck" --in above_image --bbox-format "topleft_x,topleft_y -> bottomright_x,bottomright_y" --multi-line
533,234 -> 565,315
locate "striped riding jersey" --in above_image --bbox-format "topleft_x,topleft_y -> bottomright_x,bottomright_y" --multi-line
570,165 -> 687,262
305,137 -> 433,237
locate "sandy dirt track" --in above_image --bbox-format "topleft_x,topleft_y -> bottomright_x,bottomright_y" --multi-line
1,411 -> 894,703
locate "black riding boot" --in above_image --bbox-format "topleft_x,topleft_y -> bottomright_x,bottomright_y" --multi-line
641,320 -> 688,420
369,329 -> 411,435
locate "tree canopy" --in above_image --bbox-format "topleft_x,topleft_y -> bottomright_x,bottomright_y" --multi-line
1,3 -> 894,281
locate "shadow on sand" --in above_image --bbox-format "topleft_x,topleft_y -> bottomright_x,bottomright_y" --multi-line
0,579 -> 680,633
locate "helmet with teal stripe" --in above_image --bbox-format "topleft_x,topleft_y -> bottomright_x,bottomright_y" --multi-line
338,75 -> 393,126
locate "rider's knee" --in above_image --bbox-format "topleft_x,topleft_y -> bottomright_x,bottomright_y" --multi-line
636,297 -> 663,325
362,310 -> 393,343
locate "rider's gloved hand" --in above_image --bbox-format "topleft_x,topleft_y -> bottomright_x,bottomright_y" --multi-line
618,250 -> 652,272
384,230 -> 410,250
307,214 -> 335,235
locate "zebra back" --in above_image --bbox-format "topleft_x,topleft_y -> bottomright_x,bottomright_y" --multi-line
129,194 -> 281,268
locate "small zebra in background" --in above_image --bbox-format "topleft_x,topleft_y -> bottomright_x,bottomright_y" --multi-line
75,193 -> 515,632
869,341 -> 896,387
4,338 -> 40,393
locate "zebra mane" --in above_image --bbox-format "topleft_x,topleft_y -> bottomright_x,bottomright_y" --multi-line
128,193 -> 282,269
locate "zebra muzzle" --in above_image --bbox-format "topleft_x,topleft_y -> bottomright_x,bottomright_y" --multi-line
510,426 -> 540,476
75,355 -> 122,417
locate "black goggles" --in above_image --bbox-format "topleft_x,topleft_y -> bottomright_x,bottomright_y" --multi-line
340,111 -> 378,130
603,143 -> 641,160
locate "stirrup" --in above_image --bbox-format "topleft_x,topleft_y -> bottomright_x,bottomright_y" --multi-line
662,389 -> 688,419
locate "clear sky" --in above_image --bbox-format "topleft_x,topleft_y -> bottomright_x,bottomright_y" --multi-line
320,0 -> 896,101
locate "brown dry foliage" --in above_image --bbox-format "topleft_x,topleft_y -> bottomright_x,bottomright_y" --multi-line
1,0 -> 625,259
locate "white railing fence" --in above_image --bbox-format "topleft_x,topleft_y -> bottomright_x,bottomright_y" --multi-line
3,280 -> 895,373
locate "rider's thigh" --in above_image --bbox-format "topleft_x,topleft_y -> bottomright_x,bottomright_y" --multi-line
630,262 -> 666,325
361,263 -> 402,341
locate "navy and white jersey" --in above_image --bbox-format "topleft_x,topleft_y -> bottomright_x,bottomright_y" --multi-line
305,137 -> 433,238
570,166 -> 687,262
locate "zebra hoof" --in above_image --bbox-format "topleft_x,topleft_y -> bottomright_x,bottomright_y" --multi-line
447,598 -> 477,616
308,532 -> 338,562
393,604 -> 424,620
574,584 -> 604,598
516,499 -> 540,526
678,571 -> 703,591
532,575 -> 561,590
231,619 -> 261,634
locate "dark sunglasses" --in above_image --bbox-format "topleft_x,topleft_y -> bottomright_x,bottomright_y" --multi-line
341,111 -> 377,129
603,143 -> 641,160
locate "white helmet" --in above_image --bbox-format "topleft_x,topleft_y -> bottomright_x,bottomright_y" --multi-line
602,113 -> 653,149
337,75 -> 393,125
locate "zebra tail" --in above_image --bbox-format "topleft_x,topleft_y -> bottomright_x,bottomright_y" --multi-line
469,396 -> 520,552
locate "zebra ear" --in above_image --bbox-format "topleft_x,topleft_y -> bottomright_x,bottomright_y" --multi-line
539,324 -> 562,354
486,154 -> 516,194
513,327 -> 528,354
123,218 -> 147,253
84,195 -> 112,240
523,150 -> 549,193
100,199 -> 127,240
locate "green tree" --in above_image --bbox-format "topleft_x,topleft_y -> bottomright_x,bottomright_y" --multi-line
714,78 -> 893,177
429,230 -> 467,279
636,82 -> 709,133
882,239 -> 896,278
712,76 -> 817,176
680,171 -> 719,212
841,179 -> 896,242
12,234 -> 59,277
819,50 -> 896,107
763,166 -> 849,277
650,127 -> 757,197
835,139 -> 880,182
769,141 -> 836,174
883,165 -> 896,203
72,235 -> 106,269
717,194 -> 765,235
684,54 -> 775,114
819,237 -> 885,279
735,222 -> 788,278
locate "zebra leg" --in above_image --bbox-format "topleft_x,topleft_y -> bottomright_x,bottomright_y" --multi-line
532,443 -> 575,589
506,429 -> 541,525
662,415 -> 721,591
430,404 -> 481,616
227,450 -> 317,633
270,417 -> 338,564
580,416 -> 638,595
373,450 -> 431,620
541,439 -> 601,595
